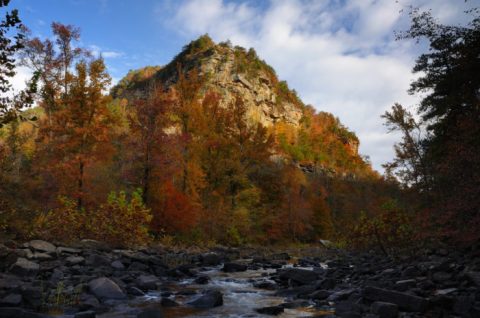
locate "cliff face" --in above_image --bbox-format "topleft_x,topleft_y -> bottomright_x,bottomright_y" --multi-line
112,35 -> 368,173
112,35 -> 303,129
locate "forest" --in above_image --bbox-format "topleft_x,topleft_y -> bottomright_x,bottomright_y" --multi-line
0,1 -> 479,254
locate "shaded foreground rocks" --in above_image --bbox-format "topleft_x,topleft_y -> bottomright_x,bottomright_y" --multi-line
1,238 -> 480,317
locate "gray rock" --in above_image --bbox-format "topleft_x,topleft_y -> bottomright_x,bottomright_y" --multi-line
0,293 -> 22,306
56,246 -> 81,254
66,256 -> 85,265
86,254 -> 110,266
88,277 -> 126,300
111,260 -> 125,270
394,279 -> 416,291
222,262 -> 247,272
31,252 -> 52,260
28,240 -> 56,254
201,253 -> 221,266
279,268 -> 319,285
432,271 -> 452,282
466,271 -> 480,286
188,290 -> 223,308
363,286 -> 428,312
10,258 -> 39,276
135,275 -> 159,291
371,301 -> 398,318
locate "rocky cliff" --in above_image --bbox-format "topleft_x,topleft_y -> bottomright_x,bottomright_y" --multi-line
112,35 -> 303,129
112,35 -> 366,173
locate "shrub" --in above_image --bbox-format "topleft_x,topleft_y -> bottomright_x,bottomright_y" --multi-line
89,189 -> 152,247
348,200 -> 417,256
34,189 -> 152,247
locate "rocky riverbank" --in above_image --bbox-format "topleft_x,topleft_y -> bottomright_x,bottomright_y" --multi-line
0,239 -> 479,317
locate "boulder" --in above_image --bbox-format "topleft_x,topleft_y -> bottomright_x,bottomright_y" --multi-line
28,240 -> 56,254
88,277 -> 126,300
201,253 -> 222,266
278,268 -> 319,286
135,275 -> 159,291
371,301 -> 399,318
0,293 -> 22,306
10,258 -> 39,276
222,262 -> 247,272
363,286 -> 428,312
194,275 -> 210,285
255,305 -> 284,315
111,260 -> 125,270
188,290 -> 223,308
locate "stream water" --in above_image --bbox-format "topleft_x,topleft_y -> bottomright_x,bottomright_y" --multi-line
128,264 -> 334,317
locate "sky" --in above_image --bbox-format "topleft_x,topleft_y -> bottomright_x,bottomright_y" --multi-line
8,0 -> 478,172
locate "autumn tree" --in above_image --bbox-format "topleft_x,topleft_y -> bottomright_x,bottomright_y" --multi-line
128,83 -> 172,204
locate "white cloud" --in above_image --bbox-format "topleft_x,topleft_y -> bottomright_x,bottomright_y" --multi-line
89,45 -> 123,59
160,0 -> 474,172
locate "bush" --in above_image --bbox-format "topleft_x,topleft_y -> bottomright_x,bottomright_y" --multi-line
347,200 -> 417,256
34,189 -> 152,247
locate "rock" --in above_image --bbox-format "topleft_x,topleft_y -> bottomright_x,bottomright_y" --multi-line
50,268 -> 64,282
363,286 -> 428,312
402,266 -> 421,278
255,305 -> 284,315
201,253 -> 222,266
222,262 -> 247,272
78,239 -> 109,250
88,277 -> 126,300
85,254 -> 110,267
127,286 -> 145,296
74,311 -> 96,318
135,275 -> 159,291
137,308 -> 163,318
111,260 -> 125,270
160,297 -> 179,307
20,286 -> 43,308
394,279 -> 416,291
434,288 -> 457,295
10,258 -> 39,276
28,240 -> 56,254
56,246 -> 81,254
432,271 -> 452,282
188,290 -> 223,308
327,288 -> 356,301
278,268 -> 319,285
371,301 -> 399,318
310,289 -> 331,300
465,271 -> 480,286
0,293 -> 22,306
66,256 -> 85,265
194,275 -> 210,284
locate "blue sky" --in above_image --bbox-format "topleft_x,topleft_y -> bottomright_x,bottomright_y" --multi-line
9,0 -> 478,171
